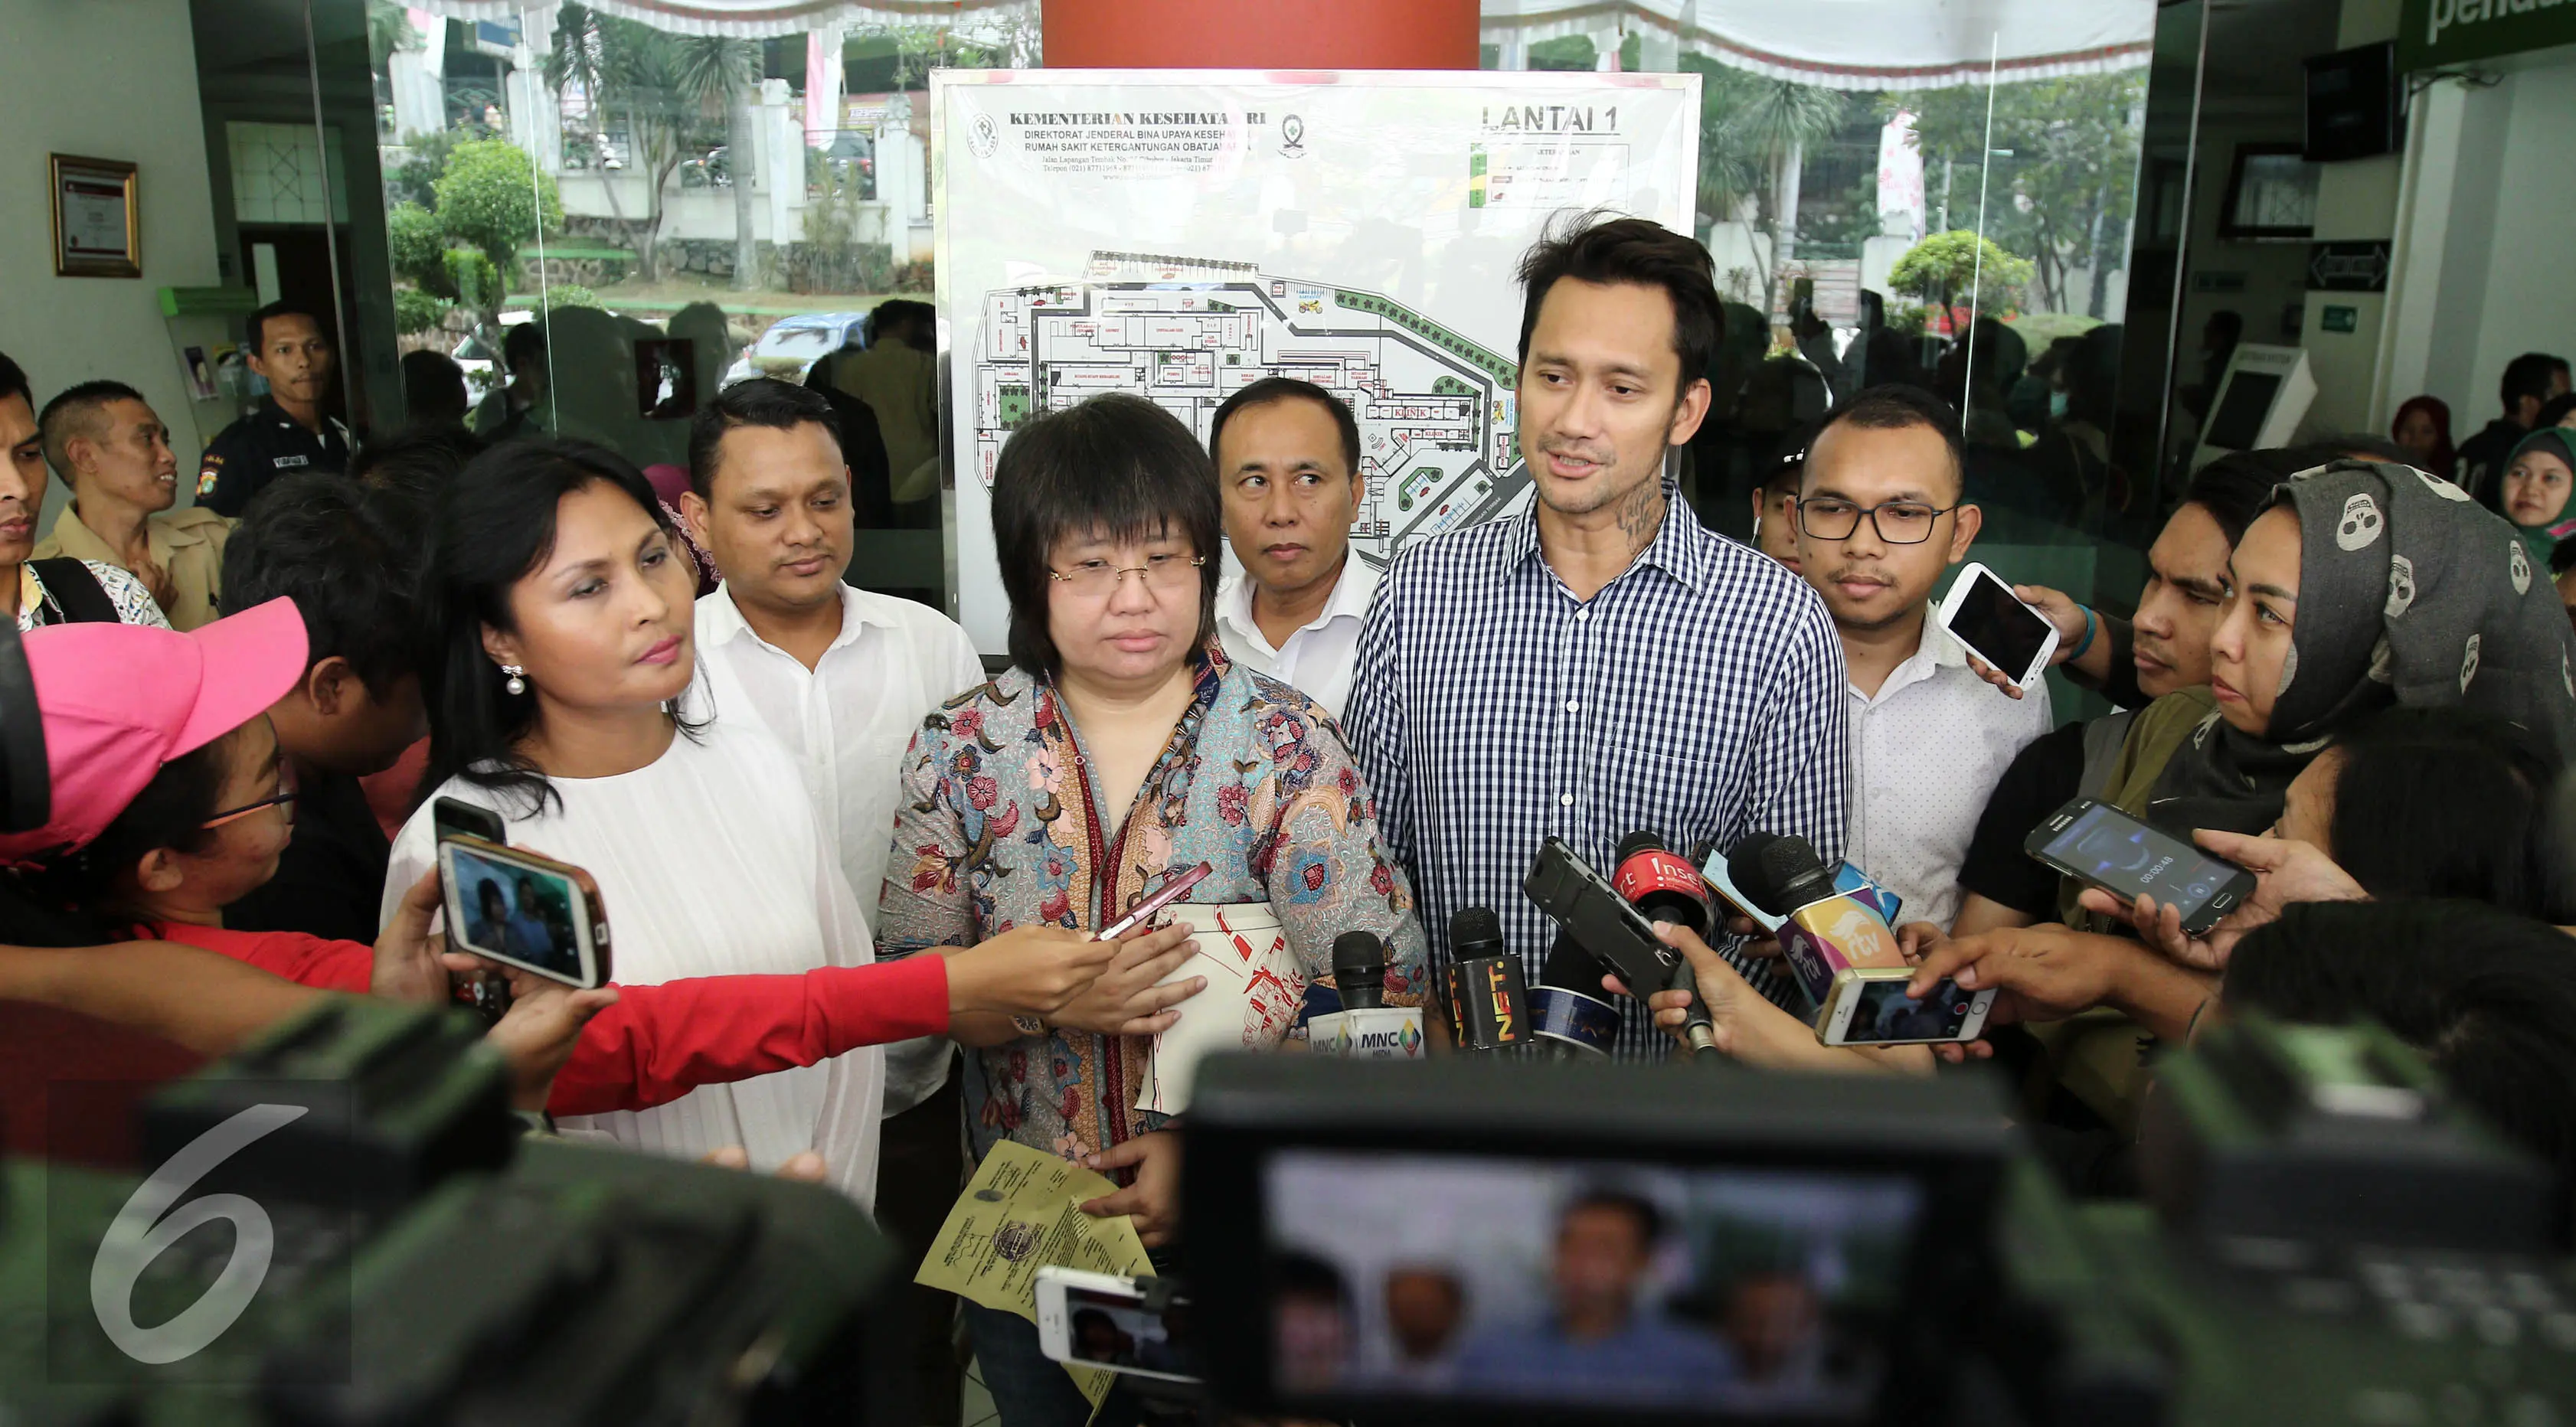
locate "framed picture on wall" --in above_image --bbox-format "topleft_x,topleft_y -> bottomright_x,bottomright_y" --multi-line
2218,143 -> 2319,242
51,154 -> 140,278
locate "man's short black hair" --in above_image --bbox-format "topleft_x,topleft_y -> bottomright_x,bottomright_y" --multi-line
400,349 -> 471,425
2177,452 -> 2283,546
1207,377 -> 1362,478
248,300 -> 326,354
991,393 -> 1221,678
1273,1251 -> 1352,1309
37,380 -> 149,478
688,377 -> 846,499
350,426 -> 481,520
1804,384 -> 1967,498
0,349 -> 28,410
222,473 -> 426,694
1515,212 -> 1722,395
502,320 -> 546,371
2551,538 -> 2576,578
1561,1188 -> 1663,1248
2503,352 -> 2568,414
867,299 -> 933,345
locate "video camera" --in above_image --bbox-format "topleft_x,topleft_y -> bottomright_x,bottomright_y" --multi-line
1157,1020 -> 2575,1425
0,995 -> 906,1425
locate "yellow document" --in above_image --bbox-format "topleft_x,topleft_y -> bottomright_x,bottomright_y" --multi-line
915,1140 -> 1153,1409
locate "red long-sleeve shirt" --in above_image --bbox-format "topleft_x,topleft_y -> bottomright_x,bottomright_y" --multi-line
148,923 -> 950,1117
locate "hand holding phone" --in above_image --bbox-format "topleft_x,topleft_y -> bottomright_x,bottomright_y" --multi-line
2025,798 -> 2257,937
1936,563 -> 2061,693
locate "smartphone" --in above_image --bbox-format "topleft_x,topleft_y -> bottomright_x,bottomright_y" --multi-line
1034,1266 -> 1200,1385
1935,562 -> 2060,691
1818,967 -> 1994,1047
1522,837 -> 1681,992
2024,798 -> 2257,936
1100,861 -> 1212,940
436,834 -> 613,988
433,796 -> 507,847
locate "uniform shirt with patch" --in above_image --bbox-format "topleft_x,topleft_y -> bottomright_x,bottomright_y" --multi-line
196,397 -> 351,516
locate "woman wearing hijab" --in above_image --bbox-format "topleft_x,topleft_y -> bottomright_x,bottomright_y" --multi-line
2391,395 -> 2457,482
2502,428 -> 2576,566
1881,461 -> 2576,1161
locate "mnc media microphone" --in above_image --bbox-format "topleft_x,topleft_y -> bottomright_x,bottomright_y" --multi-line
1527,928 -> 1620,1058
1724,833 -> 1907,1009
1444,907 -> 1528,1052
1612,831 -> 1721,1057
1312,931 -> 1424,1060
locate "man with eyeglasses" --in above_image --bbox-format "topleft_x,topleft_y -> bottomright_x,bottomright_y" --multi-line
1793,384 -> 2051,932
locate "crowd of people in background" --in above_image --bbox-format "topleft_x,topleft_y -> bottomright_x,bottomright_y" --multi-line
8,211 -> 2576,1427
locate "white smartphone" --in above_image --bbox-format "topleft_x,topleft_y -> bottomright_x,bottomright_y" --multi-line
1817,967 -> 1995,1047
1934,562 -> 2061,691
1034,1265 -> 1200,1384
436,834 -> 613,989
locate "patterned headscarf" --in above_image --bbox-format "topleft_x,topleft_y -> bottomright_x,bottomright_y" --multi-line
2502,428 -> 2576,565
2151,459 -> 2576,834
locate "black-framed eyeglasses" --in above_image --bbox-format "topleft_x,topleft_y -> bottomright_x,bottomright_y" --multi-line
1795,496 -> 1961,545
203,766 -> 299,830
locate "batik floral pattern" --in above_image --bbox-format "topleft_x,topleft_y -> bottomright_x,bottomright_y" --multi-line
876,648 -> 1426,1166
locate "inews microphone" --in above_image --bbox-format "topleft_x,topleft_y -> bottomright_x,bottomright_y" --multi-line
1724,833 -> 1907,1010
1313,931 -> 1424,1060
1528,928 -> 1620,1058
1445,907 -> 1529,1052
1612,831 -> 1720,1056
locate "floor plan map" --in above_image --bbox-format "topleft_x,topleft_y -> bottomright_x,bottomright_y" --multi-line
967,250 -> 1530,570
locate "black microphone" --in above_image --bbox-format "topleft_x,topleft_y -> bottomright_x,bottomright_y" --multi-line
1446,906 -> 1528,1052
1726,834 -> 1841,920
1528,928 -> 1620,1058
1724,832 -> 1906,1010
1332,931 -> 1388,1011
1612,831 -> 1720,1057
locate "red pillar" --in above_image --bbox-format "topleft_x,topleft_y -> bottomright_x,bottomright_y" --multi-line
1040,0 -> 1481,70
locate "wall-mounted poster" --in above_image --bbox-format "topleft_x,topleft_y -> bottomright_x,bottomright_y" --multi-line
51,154 -> 140,278
933,69 -> 1701,655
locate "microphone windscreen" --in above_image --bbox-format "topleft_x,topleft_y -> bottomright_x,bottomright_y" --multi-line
1332,931 -> 1387,1011
1449,906 -> 1505,959
1724,832 -> 1787,916
1613,830 -> 1665,863
1538,928 -> 1595,988
1759,834 -> 1839,909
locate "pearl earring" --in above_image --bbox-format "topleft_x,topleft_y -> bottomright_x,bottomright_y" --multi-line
502,664 -> 527,696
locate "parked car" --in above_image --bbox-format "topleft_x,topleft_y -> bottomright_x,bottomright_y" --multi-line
724,312 -> 871,387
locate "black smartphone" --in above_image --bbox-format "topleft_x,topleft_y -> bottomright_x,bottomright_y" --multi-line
2024,798 -> 2257,936
1522,837 -> 1680,992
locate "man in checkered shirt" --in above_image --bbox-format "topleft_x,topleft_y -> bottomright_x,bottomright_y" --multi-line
1344,214 -> 1850,1062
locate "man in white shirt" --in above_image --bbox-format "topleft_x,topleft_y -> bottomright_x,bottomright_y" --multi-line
1209,378 -> 1378,717
677,377 -> 984,1416
1794,386 -> 2051,929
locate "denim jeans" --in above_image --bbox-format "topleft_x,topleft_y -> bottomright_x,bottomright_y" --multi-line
966,1301 -> 1125,1427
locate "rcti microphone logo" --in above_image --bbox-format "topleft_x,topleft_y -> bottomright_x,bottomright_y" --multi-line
91,1103 -> 307,1364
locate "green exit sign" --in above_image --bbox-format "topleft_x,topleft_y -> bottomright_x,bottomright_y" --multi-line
2322,305 -> 2359,334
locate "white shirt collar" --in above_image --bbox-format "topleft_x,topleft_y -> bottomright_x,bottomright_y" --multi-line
1852,615 -> 1970,705
701,580 -> 893,659
1216,554 -> 1379,652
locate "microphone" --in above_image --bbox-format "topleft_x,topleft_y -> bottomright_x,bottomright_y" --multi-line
1724,834 -> 1907,1011
1528,929 -> 1620,1058
1613,831 -> 1720,1057
1313,931 -> 1424,1060
1444,907 -> 1529,1053
1333,931 -> 1387,1011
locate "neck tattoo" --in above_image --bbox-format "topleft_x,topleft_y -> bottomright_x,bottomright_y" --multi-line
1613,476 -> 1665,559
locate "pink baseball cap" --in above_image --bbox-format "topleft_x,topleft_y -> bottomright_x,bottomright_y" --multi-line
0,597 -> 309,860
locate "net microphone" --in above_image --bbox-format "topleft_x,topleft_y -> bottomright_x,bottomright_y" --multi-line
1528,929 -> 1620,1059
1613,831 -> 1720,1057
1724,833 -> 1907,1009
1313,931 -> 1424,1060
1444,907 -> 1529,1053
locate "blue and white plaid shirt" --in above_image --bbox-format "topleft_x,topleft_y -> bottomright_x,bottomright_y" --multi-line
1345,488 -> 1850,1061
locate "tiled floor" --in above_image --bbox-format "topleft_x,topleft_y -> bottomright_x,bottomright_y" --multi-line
962,1359 -> 998,1427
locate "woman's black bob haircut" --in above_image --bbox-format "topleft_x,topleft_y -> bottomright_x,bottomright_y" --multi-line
417,437 -> 695,816
990,393 -> 1221,679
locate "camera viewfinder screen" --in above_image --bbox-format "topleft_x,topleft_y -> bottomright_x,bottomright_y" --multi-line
1064,1285 -> 1199,1383
446,844 -> 586,981
1263,1151 -> 1921,1416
